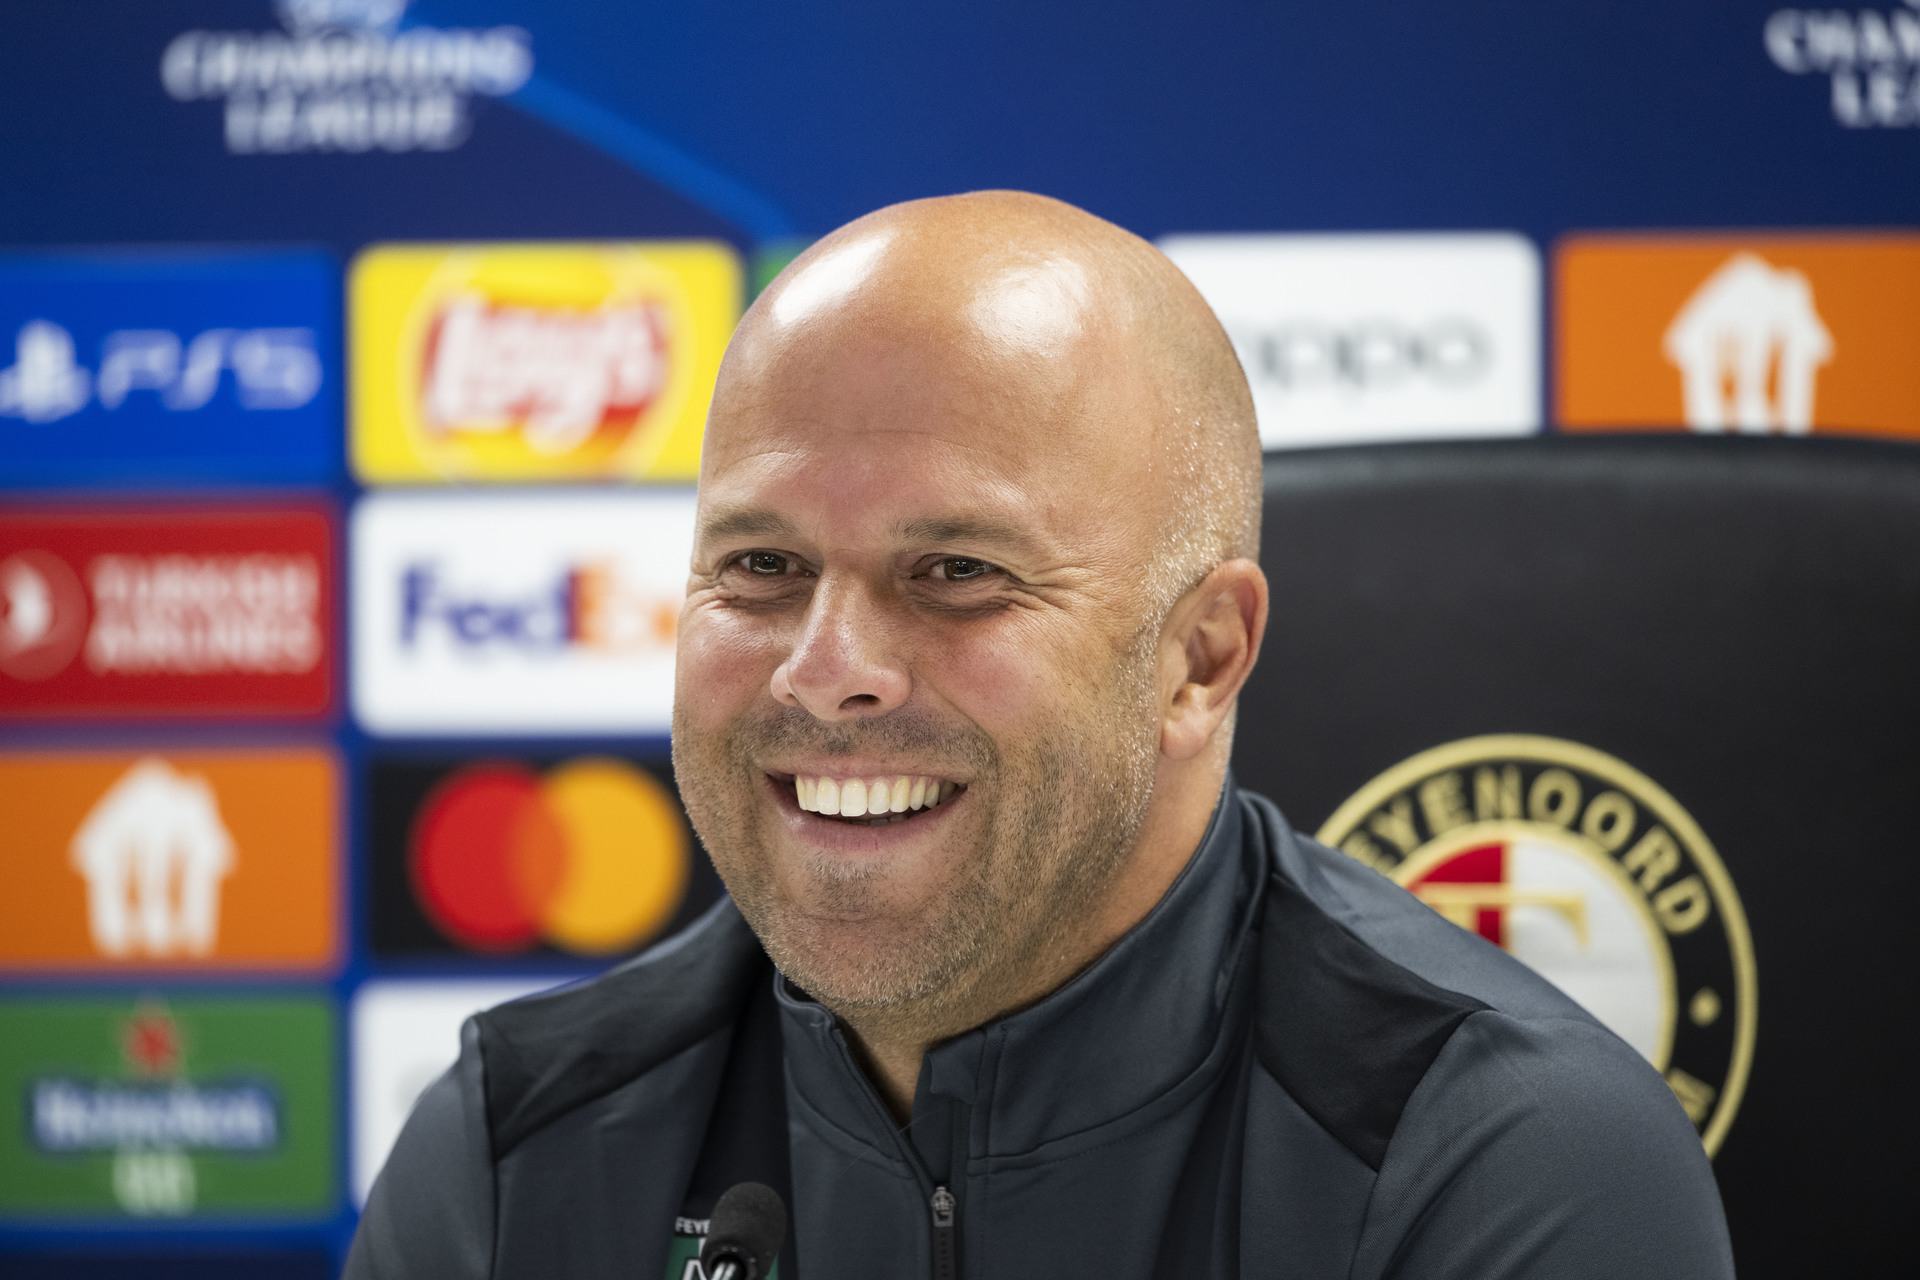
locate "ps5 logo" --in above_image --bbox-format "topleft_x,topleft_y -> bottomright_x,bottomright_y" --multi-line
0,320 -> 321,424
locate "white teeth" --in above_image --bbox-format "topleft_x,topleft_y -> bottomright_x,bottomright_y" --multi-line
791,773 -> 961,817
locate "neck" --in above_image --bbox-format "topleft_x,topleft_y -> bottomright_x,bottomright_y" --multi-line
837,758 -> 1226,1122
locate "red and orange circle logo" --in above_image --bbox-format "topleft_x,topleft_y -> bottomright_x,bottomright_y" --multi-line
408,758 -> 690,955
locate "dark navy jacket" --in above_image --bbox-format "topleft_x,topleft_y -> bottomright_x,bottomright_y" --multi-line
347,783 -> 1735,1278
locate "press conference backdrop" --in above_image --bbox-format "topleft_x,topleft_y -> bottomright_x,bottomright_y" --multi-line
0,1 -> 1914,1275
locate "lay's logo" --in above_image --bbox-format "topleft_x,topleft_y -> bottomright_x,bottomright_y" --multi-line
351,243 -> 741,482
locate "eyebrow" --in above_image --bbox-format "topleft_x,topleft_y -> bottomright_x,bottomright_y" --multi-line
697,506 -> 1051,559
893,516 -> 1050,559
697,505 -> 800,545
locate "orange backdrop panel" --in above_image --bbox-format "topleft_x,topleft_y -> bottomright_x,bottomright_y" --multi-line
1556,234 -> 1920,437
0,749 -> 340,972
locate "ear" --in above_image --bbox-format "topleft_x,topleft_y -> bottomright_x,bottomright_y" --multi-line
1158,559 -> 1270,762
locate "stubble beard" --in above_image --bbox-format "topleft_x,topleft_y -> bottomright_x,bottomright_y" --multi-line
672,639 -> 1162,1042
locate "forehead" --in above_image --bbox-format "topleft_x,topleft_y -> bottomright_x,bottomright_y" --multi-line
699,305 -> 1153,551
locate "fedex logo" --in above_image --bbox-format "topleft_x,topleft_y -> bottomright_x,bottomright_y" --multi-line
0,321 -> 320,425
352,493 -> 693,735
397,562 -> 676,654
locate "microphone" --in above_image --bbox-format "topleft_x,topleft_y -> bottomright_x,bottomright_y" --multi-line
699,1181 -> 788,1280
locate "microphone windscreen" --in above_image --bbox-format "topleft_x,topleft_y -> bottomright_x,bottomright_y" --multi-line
700,1181 -> 788,1279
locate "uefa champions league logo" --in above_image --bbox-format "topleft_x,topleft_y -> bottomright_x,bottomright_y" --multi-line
165,1 -> 531,153
275,0 -> 409,34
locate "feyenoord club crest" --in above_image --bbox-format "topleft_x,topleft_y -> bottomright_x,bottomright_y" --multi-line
1318,735 -> 1756,1155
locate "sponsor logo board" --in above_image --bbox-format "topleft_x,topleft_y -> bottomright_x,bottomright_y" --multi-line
0,252 -> 336,487
1319,735 -> 1756,1155
351,243 -> 740,482
0,996 -> 335,1218
1764,3 -> 1920,128
0,506 -> 334,719
367,753 -> 717,962
0,749 -> 340,974
1157,234 -> 1540,448
350,977 -> 553,1205
1556,234 -> 1920,438
351,492 -> 692,733
161,0 -> 534,155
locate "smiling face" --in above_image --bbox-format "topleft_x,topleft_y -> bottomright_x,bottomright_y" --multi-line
673,193 -> 1264,1043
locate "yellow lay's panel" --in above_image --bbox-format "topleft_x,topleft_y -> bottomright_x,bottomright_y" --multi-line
351,242 -> 742,483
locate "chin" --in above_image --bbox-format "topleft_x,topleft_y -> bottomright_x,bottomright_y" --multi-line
760,907 -> 964,1013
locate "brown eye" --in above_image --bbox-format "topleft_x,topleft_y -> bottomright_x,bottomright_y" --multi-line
932,557 -> 996,581
742,551 -> 790,576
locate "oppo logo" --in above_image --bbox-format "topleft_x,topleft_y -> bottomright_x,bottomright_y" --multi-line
1228,317 -> 1492,391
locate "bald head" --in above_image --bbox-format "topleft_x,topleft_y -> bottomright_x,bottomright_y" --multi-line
678,194 -> 1272,1058
714,191 -> 1261,616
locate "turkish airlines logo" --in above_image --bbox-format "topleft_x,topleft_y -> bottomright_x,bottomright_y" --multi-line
0,508 -> 334,718
1557,234 -> 1920,439
72,759 -> 235,958
0,549 -> 88,680
1664,255 -> 1833,434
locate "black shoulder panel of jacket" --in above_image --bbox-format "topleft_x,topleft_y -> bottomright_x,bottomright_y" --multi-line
1254,869 -> 1489,1172
474,898 -> 771,1158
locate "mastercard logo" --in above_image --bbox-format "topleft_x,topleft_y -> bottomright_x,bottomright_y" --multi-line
407,758 -> 691,954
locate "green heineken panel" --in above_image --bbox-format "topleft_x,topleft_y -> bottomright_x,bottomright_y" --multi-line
0,996 -> 335,1219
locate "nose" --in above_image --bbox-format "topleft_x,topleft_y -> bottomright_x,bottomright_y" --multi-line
770,577 -> 911,720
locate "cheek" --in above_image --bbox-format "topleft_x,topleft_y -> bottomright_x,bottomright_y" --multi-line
676,608 -> 784,722
927,616 -> 1094,731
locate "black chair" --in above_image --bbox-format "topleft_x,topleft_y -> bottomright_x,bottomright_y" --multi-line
1234,435 -> 1920,1276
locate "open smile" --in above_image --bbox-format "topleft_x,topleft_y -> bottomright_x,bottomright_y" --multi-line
763,771 -> 968,831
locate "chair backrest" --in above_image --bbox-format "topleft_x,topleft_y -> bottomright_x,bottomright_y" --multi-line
1233,435 -> 1920,1273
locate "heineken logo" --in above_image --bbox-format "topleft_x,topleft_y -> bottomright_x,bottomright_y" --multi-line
0,996 -> 335,1219
31,1079 -> 280,1154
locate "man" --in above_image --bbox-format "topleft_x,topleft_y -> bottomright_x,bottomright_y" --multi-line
349,192 -> 1735,1278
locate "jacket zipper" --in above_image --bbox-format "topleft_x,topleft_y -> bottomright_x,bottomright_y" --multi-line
930,1184 -> 958,1280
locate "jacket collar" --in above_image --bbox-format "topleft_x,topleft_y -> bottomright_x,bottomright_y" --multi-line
776,776 -> 1265,1164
